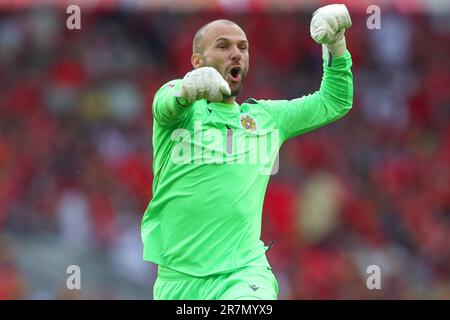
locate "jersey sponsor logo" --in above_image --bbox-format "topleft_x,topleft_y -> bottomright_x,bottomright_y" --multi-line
240,114 -> 257,132
249,284 -> 260,291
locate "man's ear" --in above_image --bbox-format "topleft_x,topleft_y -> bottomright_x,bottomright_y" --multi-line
191,53 -> 203,69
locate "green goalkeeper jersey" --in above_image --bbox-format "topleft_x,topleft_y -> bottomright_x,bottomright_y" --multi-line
141,51 -> 353,276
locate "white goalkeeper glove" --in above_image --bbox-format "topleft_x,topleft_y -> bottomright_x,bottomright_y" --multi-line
177,67 -> 231,105
310,4 -> 352,58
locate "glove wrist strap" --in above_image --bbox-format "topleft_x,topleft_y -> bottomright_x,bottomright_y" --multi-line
323,36 -> 347,64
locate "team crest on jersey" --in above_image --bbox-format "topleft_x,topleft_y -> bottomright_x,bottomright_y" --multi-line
240,114 -> 257,132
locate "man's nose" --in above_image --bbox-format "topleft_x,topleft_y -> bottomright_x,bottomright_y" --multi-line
230,45 -> 242,61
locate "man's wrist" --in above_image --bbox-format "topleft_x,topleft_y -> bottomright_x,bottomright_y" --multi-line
325,36 -> 347,59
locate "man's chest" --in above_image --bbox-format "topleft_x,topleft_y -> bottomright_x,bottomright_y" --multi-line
167,105 -> 280,175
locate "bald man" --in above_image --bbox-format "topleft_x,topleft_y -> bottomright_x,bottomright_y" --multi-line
142,6 -> 353,300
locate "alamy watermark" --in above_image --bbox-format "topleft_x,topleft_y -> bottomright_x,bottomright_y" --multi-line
367,5 -> 381,30
169,120 -> 280,175
366,264 -> 381,290
66,265 -> 81,290
66,5 -> 81,30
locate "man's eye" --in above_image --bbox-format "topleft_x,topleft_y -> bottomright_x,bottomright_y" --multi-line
217,44 -> 226,49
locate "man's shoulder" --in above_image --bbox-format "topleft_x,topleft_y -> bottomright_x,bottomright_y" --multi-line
241,97 -> 278,113
241,98 -> 281,107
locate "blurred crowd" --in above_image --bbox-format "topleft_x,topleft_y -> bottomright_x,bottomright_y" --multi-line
0,8 -> 449,299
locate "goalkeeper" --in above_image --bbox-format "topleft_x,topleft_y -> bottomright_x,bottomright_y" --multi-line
142,4 -> 353,300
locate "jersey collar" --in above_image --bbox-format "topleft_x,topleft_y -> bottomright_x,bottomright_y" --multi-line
207,101 -> 241,113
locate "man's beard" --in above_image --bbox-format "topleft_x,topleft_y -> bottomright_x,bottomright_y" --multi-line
229,72 -> 246,97
230,85 -> 242,97
202,60 -> 248,97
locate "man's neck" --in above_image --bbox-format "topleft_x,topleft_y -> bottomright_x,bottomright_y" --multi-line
222,96 -> 236,105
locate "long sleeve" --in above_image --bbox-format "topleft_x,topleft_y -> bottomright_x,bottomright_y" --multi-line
259,50 -> 353,142
152,79 -> 191,127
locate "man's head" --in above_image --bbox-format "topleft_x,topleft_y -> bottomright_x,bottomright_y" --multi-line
192,19 -> 249,97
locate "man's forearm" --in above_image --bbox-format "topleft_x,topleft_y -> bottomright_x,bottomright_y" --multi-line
153,81 -> 191,127
319,49 -> 353,112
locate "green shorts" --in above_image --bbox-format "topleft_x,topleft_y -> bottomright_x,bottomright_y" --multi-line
153,265 -> 279,300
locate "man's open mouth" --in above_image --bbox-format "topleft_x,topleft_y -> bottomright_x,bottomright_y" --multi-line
227,66 -> 241,82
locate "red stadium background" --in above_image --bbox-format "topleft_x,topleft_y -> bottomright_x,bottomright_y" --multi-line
0,0 -> 449,299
